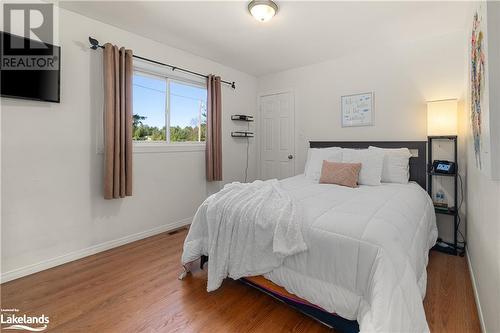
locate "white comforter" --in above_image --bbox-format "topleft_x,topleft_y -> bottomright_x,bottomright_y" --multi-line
182,179 -> 307,292
182,175 -> 437,333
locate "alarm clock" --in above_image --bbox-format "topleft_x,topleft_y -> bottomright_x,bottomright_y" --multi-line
431,160 -> 456,174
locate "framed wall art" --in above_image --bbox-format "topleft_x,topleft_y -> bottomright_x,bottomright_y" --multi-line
341,92 -> 374,127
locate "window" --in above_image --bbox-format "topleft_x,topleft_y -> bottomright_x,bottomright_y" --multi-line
132,70 -> 207,143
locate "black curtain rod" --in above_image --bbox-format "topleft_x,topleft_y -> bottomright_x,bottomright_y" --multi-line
88,37 -> 236,89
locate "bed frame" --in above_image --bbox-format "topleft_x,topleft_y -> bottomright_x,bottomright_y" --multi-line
239,276 -> 359,333
309,141 -> 427,189
187,141 -> 428,333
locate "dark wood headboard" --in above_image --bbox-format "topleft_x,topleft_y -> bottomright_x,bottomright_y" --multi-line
309,141 -> 427,189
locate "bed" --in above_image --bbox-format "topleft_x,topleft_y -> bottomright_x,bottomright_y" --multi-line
181,141 -> 437,333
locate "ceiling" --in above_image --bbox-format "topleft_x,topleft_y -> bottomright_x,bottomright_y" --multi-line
59,1 -> 470,77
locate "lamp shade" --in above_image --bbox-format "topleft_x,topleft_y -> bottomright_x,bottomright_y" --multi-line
427,99 -> 458,136
248,0 -> 278,22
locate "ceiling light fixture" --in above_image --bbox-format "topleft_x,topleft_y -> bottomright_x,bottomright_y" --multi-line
248,0 -> 278,22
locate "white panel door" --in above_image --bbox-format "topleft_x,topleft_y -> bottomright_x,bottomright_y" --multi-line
260,92 -> 295,180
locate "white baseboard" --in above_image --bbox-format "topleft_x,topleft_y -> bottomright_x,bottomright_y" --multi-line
466,250 -> 486,333
0,217 -> 192,283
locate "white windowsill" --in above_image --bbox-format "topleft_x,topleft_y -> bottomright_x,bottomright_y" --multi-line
134,142 -> 206,153
97,142 -> 206,154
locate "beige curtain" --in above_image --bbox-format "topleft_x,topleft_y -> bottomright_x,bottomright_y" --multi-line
206,75 -> 222,181
103,43 -> 133,199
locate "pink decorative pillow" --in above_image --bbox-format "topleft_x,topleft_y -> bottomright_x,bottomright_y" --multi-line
319,161 -> 362,188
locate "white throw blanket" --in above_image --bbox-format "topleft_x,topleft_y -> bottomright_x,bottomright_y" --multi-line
182,179 -> 307,291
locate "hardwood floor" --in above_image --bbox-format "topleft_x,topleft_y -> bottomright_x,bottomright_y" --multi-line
1,228 -> 481,333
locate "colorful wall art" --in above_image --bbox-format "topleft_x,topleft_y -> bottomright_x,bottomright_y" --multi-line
468,2 -> 500,180
470,11 -> 485,169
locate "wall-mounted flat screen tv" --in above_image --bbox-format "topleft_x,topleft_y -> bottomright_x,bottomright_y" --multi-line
0,32 -> 61,103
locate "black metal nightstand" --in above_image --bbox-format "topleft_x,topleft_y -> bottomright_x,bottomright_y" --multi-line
427,135 -> 465,256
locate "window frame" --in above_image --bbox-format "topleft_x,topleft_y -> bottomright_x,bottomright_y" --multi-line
132,64 -> 207,153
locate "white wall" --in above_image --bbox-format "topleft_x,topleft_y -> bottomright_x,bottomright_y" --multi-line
1,8 -> 257,281
258,30 -> 467,242
464,2 -> 500,332
258,30 -> 467,175
466,153 -> 500,333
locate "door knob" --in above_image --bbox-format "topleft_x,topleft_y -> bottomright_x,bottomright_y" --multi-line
288,155 -> 294,159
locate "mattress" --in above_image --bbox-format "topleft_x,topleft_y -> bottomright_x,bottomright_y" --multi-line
260,175 -> 437,332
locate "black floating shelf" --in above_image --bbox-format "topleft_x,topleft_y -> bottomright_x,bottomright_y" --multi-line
428,135 -> 458,140
231,131 -> 254,138
434,205 -> 458,216
428,171 -> 457,177
231,115 -> 254,122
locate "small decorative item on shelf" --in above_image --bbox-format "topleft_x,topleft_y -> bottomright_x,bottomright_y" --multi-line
434,202 -> 449,209
231,115 -> 254,122
231,131 -> 254,138
434,190 -> 447,208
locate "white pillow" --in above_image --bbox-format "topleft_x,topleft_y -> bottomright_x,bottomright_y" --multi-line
342,148 -> 384,185
304,147 -> 342,181
369,146 -> 412,184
